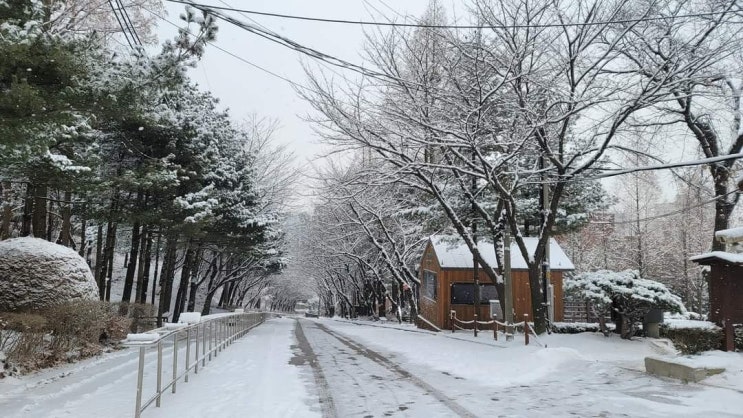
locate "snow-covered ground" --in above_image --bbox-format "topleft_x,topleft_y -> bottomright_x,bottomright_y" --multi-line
1,316 -> 741,417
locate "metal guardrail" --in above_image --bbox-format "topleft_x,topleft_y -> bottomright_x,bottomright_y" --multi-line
125,312 -> 267,418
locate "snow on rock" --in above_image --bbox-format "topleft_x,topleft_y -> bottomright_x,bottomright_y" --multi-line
0,237 -> 98,311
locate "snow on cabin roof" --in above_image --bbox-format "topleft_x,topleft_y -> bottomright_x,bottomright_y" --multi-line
429,235 -> 575,270
690,251 -> 743,265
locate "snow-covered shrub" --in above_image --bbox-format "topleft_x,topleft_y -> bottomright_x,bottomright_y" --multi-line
0,312 -> 47,373
735,325 -> 742,352
565,270 -> 686,339
44,300 -> 114,354
660,323 -> 722,354
551,322 -> 616,334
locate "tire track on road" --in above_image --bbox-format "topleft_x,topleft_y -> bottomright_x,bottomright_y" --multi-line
294,320 -> 337,418
310,321 -> 477,418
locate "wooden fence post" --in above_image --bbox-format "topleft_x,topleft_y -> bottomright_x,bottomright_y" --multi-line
494,321 -> 498,340
524,314 -> 529,346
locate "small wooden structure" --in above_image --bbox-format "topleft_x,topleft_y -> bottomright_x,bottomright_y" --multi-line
417,235 -> 574,331
691,250 -> 743,352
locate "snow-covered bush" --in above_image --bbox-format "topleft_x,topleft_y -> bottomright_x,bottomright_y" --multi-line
0,312 -> 47,374
0,301 -> 133,375
660,322 -> 723,354
551,322 -> 616,334
565,270 -> 686,339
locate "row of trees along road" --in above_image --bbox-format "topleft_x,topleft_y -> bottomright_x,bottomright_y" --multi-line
301,0 -> 743,333
0,1 -> 296,322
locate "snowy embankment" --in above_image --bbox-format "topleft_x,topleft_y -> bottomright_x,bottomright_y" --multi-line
326,317 -> 743,391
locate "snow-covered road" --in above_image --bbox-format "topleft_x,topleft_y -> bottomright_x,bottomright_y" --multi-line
1,317 -> 742,418
296,319 -> 476,417
299,319 -> 743,417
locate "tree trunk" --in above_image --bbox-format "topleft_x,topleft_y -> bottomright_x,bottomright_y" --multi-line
137,227 -> 152,304
58,191 -> 72,246
32,183 -> 47,238
185,244 -> 203,312
172,240 -> 194,323
121,220 -> 141,303
45,190 -> 54,241
527,263 -> 548,334
21,183 -> 33,237
95,223 -> 104,299
201,288 -> 219,315
158,232 -> 178,316
104,221 -> 117,301
711,167 -> 735,251
78,202 -> 87,257
151,231 -> 161,306
0,181 -> 13,240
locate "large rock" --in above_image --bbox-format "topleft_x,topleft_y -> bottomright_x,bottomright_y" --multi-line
0,237 -> 99,312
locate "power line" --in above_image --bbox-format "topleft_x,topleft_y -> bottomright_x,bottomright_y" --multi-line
115,0 -> 143,46
166,0 -> 743,29
107,0 -> 135,49
596,190 -> 737,225
107,0 -> 143,48
145,6 -> 311,91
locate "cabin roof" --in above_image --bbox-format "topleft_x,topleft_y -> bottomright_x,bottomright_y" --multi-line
429,235 -> 575,270
690,251 -> 743,266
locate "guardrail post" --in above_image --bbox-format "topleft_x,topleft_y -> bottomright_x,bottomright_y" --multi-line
134,346 -> 145,418
494,321 -> 498,340
156,341 -> 162,407
172,333 -> 179,394
185,328 -> 191,383
202,322 -> 207,366
215,320 -> 220,355
195,325 -> 199,374
524,314 -> 529,346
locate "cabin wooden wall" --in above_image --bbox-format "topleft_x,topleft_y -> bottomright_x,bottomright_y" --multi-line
511,271 -> 564,323
418,242 -> 443,328
442,269 -> 493,330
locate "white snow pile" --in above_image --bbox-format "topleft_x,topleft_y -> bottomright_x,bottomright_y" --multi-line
125,333 -> 159,343
0,237 -> 99,311
178,312 -> 202,324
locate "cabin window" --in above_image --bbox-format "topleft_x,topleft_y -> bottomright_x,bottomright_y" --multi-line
450,283 -> 498,305
422,270 -> 437,301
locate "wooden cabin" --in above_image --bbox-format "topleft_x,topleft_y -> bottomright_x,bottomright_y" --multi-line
417,235 -> 575,331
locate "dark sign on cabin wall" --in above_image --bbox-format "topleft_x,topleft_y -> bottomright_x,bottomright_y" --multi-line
450,283 -> 498,305
422,270 -> 437,301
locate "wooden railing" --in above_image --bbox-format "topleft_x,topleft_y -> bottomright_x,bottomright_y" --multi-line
449,310 -> 544,346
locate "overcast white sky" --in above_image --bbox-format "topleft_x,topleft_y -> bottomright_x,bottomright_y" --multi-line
155,0 -> 434,205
